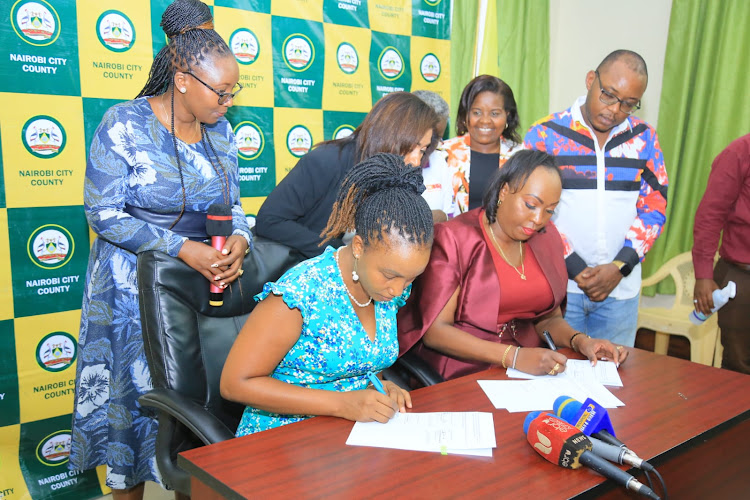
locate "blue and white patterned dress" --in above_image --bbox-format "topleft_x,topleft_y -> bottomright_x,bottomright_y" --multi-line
70,97 -> 251,489
235,246 -> 408,437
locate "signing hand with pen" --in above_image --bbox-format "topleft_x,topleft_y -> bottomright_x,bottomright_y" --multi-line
336,374 -> 412,423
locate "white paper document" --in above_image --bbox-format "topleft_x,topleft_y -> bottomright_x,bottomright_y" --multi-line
477,377 -> 624,413
346,411 -> 496,457
506,359 -> 623,387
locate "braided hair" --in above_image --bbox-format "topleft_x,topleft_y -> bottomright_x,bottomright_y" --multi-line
321,153 -> 433,248
135,0 -> 233,228
136,0 -> 231,98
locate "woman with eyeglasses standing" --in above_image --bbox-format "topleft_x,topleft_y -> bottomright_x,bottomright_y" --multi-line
70,1 -> 251,498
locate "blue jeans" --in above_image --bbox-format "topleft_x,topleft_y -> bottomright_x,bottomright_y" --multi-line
564,293 -> 640,346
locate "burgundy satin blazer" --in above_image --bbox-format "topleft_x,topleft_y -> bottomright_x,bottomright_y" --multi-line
397,208 -> 568,380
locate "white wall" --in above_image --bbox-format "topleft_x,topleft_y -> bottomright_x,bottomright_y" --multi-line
548,0 -> 672,127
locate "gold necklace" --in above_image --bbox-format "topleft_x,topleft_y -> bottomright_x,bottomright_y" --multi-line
488,221 -> 526,280
159,95 -> 200,144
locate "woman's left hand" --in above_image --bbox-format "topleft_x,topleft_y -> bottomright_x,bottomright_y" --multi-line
577,336 -> 629,367
382,380 -> 412,413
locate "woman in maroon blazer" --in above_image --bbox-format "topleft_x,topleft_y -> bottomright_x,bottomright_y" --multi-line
398,150 -> 627,381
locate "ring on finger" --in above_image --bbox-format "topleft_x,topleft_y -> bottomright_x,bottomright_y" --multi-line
616,346 -> 623,351
238,268 -> 244,276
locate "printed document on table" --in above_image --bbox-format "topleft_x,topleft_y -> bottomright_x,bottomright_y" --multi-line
346,411 -> 496,457
477,377 -> 624,413
506,359 -> 623,387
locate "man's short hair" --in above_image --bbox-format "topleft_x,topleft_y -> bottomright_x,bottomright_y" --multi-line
412,90 -> 450,120
597,50 -> 648,79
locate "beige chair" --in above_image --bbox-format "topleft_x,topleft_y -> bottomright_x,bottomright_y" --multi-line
637,252 -> 720,366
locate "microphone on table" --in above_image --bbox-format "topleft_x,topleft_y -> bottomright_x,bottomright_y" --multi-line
588,436 -> 654,471
553,395 -> 653,470
206,203 -> 233,307
523,412 -> 660,500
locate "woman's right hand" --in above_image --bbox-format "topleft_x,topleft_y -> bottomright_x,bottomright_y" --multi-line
336,389 -> 400,423
514,347 -> 568,376
177,240 -> 226,285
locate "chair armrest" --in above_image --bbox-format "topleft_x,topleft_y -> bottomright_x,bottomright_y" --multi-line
394,351 -> 445,387
139,388 -> 236,445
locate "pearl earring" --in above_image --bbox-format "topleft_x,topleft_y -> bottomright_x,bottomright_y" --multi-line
352,256 -> 360,282
179,88 -> 186,94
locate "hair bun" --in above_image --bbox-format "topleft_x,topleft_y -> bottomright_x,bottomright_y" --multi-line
161,0 -> 213,38
366,153 -> 426,196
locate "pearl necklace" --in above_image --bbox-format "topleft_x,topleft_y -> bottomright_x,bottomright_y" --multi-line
488,222 -> 526,280
334,248 -> 373,307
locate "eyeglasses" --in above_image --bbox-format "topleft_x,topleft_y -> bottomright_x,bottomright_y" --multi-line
185,72 -> 243,105
594,70 -> 641,114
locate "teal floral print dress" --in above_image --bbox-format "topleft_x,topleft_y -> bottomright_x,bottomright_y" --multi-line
70,97 -> 251,489
235,246 -> 409,437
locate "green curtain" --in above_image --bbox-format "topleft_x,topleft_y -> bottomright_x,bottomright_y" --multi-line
449,1 -> 549,137
449,2 -> 479,135
643,0 -> 750,294
493,0 -> 549,134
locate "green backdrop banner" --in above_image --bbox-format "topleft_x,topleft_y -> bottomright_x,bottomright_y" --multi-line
0,1 -> 451,498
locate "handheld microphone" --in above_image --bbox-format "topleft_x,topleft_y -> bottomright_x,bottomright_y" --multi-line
553,396 -> 655,472
589,436 -> 655,471
524,412 -> 660,500
206,203 -> 233,307
553,395 -> 623,447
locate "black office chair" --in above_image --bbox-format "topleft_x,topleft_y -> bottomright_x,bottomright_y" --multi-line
137,236 -> 304,495
383,350 -> 445,389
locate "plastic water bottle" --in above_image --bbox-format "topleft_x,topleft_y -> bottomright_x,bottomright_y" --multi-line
689,281 -> 737,325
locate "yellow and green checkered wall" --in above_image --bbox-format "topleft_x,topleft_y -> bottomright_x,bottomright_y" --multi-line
0,0 -> 451,498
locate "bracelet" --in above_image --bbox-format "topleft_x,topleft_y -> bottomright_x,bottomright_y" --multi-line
501,344 -> 513,369
511,346 -> 520,370
569,332 -> 590,353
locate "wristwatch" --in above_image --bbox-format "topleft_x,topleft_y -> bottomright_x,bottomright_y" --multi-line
612,260 -> 627,276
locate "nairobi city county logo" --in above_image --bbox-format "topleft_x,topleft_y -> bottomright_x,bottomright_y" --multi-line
27,225 -> 75,270
420,53 -> 441,82
336,42 -> 358,75
11,0 -> 61,46
333,124 -> 355,140
378,47 -> 404,81
423,0 -> 442,6
286,125 -> 313,158
36,331 -> 77,372
234,121 -> 265,161
283,34 -> 314,72
37,430 -> 72,466
22,115 -> 66,159
96,10 -> 136,52
230,28 -> 260,65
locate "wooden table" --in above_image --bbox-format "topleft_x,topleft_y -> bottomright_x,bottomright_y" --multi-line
179,349 -> 750,499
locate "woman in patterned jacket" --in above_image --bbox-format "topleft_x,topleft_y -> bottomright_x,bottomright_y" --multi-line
443,75 -> 524,216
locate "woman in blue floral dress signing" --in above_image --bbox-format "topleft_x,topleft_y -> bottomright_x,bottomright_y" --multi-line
221,153 -> 433,436
70,1 -> 251,498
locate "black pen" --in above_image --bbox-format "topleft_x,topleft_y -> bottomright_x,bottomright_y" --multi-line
542,330 -> 557,351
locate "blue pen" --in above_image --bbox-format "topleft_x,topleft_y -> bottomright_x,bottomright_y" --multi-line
367,371 -> 387,395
